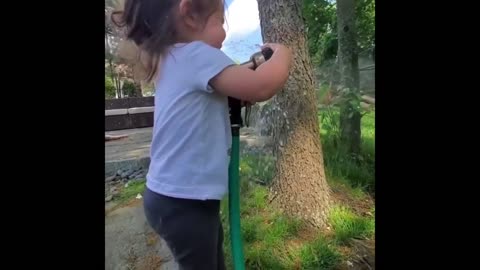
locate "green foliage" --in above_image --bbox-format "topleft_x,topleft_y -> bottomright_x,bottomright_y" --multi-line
241,215 -> 263,243
299,236 -> 342,269
223,184 -> 308,270
122,80 -> 137,97
319,102 -> 375,192
263,214 -> 303,245
242,185 -> 268,213
244,245 -> 288,270
356,0 -> 376,52
105,76 -> 116,99
114,180 -> 146,204
303,0 -> 337,64
239,154 -> 275,185
329,206 -> 375,244
227,102 -> 375,268
141,82 -> 155,97
220,177 -> 373,270
340,87 -> 362,119
303,0 -> 376,64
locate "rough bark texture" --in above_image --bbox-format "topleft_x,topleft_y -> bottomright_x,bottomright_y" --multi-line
337,0 -> 361,153
258,0 -> 331,228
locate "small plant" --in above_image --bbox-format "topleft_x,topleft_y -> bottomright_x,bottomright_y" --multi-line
300,236 -> 342,269
115,180 -> 146,204
320,110 -> 375,192
244,186 -> 268,211
329,206 -> 375,244
218,86 -> 375,268
241,216 -> 263,243
244,245 -> 288,270
264,214 -> 303,246
222,184 -> 306,270
105,76 -> 116,99
221,181 -> 376,270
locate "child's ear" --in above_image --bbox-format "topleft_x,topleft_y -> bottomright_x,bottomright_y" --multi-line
178,0 -> 200,30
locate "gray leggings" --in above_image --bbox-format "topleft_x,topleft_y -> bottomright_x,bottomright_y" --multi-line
143,188 -> 226,270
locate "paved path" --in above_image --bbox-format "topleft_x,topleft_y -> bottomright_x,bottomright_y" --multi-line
105,127 -> 272,269
105,199 -> 178,270
105,127 -> 272,177
106,128 -> 152,162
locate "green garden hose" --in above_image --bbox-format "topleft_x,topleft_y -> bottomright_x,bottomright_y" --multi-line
227,47 -> 273,270
228,129 -> 245,270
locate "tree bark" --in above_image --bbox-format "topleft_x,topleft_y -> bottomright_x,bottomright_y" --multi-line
337,0 -> 361,154
258,0 -> 332,228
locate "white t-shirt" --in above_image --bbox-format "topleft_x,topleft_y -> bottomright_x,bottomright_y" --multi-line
146,41 -> 235,200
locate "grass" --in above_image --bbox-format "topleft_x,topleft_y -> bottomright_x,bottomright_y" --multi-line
107,105 -> 375,269
299,236 -> 342,269
220,180 -> 376,270
238,104 -> 375,193
319,109 -> 375,193
244,244 -> 289,270
221,105 -> 375,269
239,154 -> 275,185
222,184 -> 298,269
114,179 -> 146,204
329,206 -> 375,244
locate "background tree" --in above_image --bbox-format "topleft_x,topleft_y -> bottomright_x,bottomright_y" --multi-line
337,0 -> 361,153
303,0 -> 375,153
105,0 -> 143,98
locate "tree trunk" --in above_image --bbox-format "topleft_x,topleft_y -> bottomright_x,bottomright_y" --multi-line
337,0 -> 361,154
258,0 -> 332,228
119,79 -> 124,98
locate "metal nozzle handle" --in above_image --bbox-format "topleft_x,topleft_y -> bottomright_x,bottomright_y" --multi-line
239,47 -> 274,70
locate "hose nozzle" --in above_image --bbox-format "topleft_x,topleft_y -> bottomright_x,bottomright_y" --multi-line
229,47 -> 274,128
240,47 -> 274,70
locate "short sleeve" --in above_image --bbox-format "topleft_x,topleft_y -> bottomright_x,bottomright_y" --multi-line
188,41 -> 236,93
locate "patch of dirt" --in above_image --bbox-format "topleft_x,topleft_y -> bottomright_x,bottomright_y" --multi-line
280,185 -> 375,270
328,185 -> 375,269
331,184 -> 374,217
146,231 -> 159,247
335,239 -> 375,270
105,197 -> 142,216
134,252 -> 170,270
297,227 -> 318,241
105,200 -> 178,270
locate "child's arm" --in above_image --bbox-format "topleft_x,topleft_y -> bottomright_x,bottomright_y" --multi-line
210,43 -> 292,102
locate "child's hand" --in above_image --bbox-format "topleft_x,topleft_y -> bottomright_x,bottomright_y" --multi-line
210,43 -> 292,102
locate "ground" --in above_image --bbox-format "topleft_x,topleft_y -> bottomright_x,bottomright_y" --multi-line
105,128 -> 152,177
105,180 -> 374,270
104,127 -> 271,270
105,197 -> 178,270
105,111 -> 375,269
105,127 -> 273,178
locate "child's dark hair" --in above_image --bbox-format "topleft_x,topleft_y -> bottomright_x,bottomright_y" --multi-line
112,0 -> 222,82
